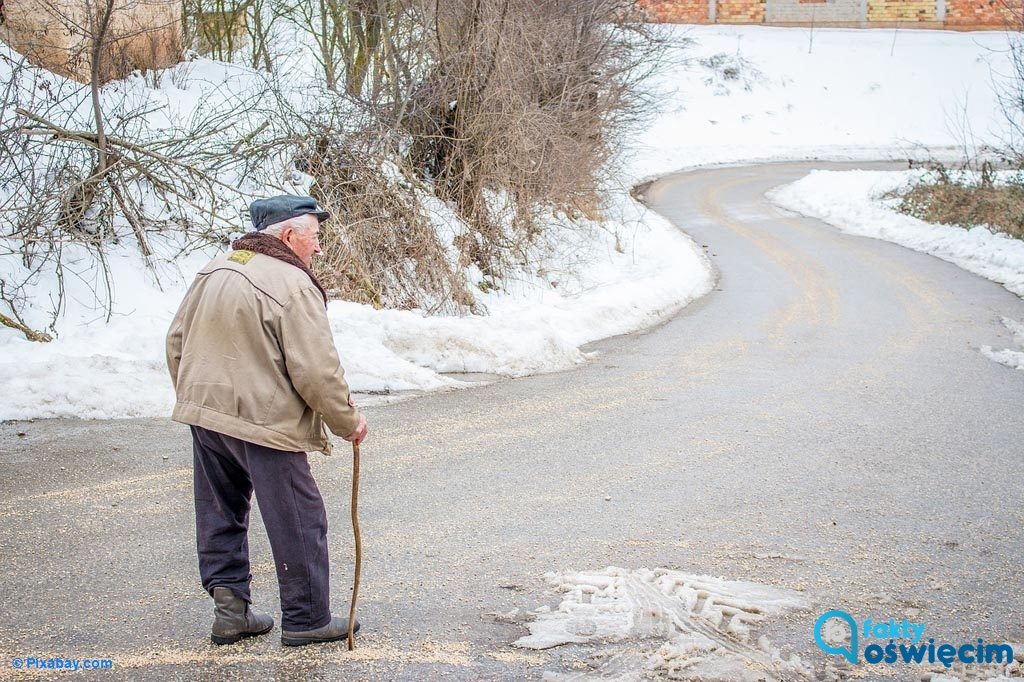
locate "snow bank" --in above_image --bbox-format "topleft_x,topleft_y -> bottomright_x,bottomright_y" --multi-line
767,169 -> 1024,298
0,193 -> 711,419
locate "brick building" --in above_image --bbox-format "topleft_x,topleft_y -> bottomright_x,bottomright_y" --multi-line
640,0 -> 1016,29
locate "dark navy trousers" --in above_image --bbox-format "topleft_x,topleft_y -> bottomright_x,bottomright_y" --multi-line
190,425 -> 331,631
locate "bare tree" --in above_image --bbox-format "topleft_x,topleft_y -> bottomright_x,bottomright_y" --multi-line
400,0 -> 667,277
991,0 -> 1024,166
182,0 -> 289,71
285,0 -> 417,96
0,43 -> 272,338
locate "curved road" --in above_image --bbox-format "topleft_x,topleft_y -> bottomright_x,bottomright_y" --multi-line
1,162 -> 1022,680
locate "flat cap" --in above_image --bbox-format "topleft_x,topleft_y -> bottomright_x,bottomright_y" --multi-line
249,195 -> 330,231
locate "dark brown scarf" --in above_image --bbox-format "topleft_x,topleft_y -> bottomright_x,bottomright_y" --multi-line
231,231 -> 328,306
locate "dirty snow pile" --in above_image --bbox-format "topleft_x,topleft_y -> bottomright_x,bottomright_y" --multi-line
512,567 -> 1024,681
512,567 -> 812,681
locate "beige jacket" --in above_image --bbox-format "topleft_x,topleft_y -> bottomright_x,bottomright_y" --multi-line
166,249 -> 361,455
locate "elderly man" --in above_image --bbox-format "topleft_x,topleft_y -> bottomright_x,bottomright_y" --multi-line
166,195 -> 368,647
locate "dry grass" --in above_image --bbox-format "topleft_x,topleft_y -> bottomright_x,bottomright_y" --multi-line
892,167 -> 1024,239
401,0 -> 666,280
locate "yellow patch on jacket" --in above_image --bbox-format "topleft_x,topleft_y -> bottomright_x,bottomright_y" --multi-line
228,250 -> 255,265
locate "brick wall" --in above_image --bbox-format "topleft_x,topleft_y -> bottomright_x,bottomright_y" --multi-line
642,0 -> 1008,26
717,0 -> 767,22
945,0 -> 1015,26
638,0 -> 711,22
867,0 -> 937,21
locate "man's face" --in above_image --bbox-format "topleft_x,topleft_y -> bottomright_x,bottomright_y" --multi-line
282,215 -> 322,267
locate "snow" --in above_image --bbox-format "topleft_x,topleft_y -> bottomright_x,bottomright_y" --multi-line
768,169 -> 1024,298
0,193 -> 711,419
628,26 -> 1013,182
1,26 -> 1019,420
0,241 -> 216,420
981,317 -> 1024,371
512,567 -> 812,681
510,567 -> 1023,681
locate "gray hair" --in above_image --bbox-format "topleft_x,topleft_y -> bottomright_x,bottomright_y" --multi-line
261,215 -> 318,238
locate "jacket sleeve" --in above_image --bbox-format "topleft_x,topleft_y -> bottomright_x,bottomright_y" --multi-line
166,298 -> 186,390
279,287 -> 362,438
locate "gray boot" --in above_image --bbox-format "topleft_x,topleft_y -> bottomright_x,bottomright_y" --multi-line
210,586 -> 274,645
281,615 -> 361,647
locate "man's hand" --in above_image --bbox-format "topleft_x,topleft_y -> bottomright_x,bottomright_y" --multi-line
344,413 -> 368,444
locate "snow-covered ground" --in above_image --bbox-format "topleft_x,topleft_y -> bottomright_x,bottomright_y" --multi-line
0,195 -> 711,419
1,26 -> 1018,420
628,26 -> 1013,181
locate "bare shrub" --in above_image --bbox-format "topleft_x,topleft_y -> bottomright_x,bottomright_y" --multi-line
236,88 -> 477,313
207,0 -> 670,311
992,0 -> 1024,166
309,144 -> 479,314
698,52 -> 766,94
181,0 -> 287,71
185,0 -> 251,61
892,162 -> 1024,239
401,0 -> 667,279
239,0 -> 669,311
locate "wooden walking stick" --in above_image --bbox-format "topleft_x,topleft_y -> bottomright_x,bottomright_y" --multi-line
348,440 -> 362,650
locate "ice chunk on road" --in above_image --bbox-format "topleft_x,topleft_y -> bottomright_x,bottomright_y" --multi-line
513,566 -> 811,681
981,317 -> 1024,371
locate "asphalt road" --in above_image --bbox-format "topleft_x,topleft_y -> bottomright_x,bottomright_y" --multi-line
1,162 -> 1022,681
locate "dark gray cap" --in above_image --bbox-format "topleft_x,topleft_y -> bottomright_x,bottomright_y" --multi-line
249,195 -> 330,231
